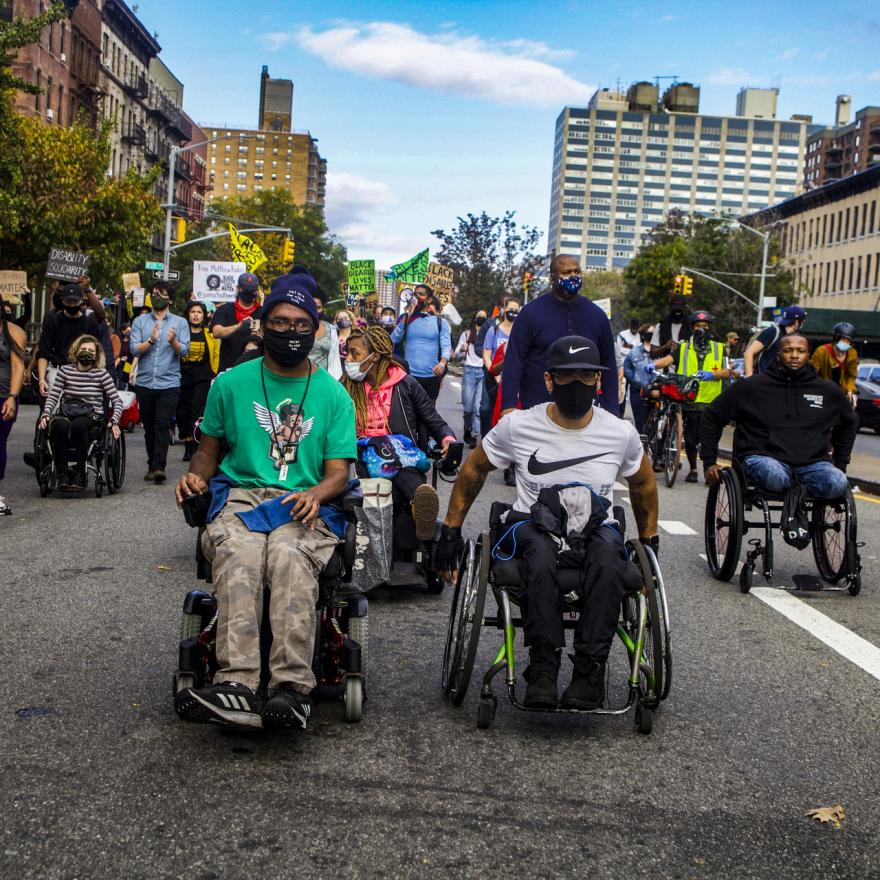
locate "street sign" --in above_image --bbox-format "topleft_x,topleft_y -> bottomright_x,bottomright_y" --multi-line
153,270 -> 180,281
145,261 -> 164,271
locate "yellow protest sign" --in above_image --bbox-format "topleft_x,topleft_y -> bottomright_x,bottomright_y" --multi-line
0,270 -> 27,304
228,224 -> 267,273
121,272 -> 141,292
424,262 -> 454,306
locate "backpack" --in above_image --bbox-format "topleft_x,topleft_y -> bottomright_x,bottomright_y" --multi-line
781,486 -> 811,549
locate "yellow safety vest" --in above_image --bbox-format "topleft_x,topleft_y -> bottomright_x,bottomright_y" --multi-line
677,340 -> 725,405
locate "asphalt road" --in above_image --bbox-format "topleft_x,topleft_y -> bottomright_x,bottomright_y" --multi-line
2,385 -> 880,880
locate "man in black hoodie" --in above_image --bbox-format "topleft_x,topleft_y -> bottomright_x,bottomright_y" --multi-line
701,334 -> 857,499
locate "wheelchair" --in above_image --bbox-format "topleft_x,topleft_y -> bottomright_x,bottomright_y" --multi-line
33,412 -> 126,498
379,441 -> 465,594
172,486 -> 369,724
704,459 -> 861,595
442,503 -> 671,734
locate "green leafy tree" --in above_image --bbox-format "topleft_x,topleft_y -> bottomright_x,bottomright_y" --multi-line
581,270 -> 626,331
431,211 -> 543,319
175,189 -> 347,300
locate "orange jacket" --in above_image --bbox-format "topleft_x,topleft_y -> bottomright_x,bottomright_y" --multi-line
810,343 -> 858,393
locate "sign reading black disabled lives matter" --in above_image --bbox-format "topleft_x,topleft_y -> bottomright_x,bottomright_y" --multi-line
46,246 -> 91,282
193,260 -> 246,303
0,271 -> 28,304
347,260 -> 376,294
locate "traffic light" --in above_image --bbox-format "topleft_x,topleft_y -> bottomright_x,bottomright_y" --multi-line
682,275 -> 693,296
523,271 -> 533,294
673,275 -> 683,295
171,217 -> 186,243
281,238 -> 295,265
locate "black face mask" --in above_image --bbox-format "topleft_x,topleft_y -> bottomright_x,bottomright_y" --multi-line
552,380 -> 597,420
475,316 -> 486,327
263,326 -> 315,367
692,328 -> 711,349
505,310 -> 519,322
639,333 -> 652,343
239,291 -> 257,305
76,351 -> 96,366
151,295 -> 170,311
671,309 -> 685,322
63,305 -> 82,317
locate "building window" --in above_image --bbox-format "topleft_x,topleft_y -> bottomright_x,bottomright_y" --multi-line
236,184 -> 247,192
223,183 -> 229,191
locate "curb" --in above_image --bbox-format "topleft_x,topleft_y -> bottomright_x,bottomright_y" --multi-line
718,447 -> 880,498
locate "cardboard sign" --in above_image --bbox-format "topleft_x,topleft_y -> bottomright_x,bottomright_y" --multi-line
0,270 -> 28,303
46,246 -> 90,281
193,260 -> 246,302
348,260 -> 376,294
593,297 -> 612,319
122,272 -> 141,292
424,262 -> 454,306
131,288 -> 146,308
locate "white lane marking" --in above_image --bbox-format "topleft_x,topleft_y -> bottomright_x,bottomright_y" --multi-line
698,553 -> 707,561
658,520 -> 697,535
449,381 -> 461,390
751,587 -> 880,683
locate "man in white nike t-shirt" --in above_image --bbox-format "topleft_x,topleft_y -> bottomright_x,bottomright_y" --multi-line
437,336 -> 659,711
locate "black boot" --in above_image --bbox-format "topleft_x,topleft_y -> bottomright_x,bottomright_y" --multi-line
523,646 -> 561,709
561,653 -> 606,710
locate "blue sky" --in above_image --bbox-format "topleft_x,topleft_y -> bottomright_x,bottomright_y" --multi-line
137,0 -> 880,267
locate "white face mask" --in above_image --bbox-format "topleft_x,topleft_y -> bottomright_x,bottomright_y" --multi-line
345,359 -> 370,382
836,340 -> 851,353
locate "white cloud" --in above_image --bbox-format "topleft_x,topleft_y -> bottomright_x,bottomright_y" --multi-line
658,14 -> 676,22
868,70 -> 880,81
779,47 -> 800,61
274,23 -> 594,107
707,68 -> 757,86
812,48 -> 831,61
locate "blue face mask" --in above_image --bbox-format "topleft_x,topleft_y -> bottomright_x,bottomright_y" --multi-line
557,275 -> 583,297
836,340 -> 851,353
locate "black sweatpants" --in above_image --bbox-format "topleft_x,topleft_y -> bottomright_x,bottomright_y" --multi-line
135,386 -> 180,472
682,404 -> 705,470
49,416 -> 99,472
414,374 -> 443,403
495,515 -> 632,661
176,377 -> 211,442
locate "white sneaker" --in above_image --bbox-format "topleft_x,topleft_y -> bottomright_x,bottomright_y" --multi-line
0,495 -> 11,516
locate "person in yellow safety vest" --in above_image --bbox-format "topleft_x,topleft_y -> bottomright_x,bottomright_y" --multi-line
653,310 -> 737,483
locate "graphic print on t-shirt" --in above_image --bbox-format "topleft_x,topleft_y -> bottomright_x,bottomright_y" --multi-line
253,400 -> 314,466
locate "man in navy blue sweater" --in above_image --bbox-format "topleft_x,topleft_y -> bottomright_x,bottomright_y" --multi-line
500,255 -> 619,416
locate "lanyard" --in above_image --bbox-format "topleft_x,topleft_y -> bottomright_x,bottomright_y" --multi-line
260,361 -> 312,478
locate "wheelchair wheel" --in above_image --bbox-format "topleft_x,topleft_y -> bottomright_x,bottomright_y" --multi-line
625,539 -> 665,708
105,432 -> 126,493
704,467 -> 743,581
94,474 -> 103,498
347,613 -> 368,676
642,544 -> 672,701
344,676 -> 364,723
663,410 -> 683,488
443,534 -> 489,706
811,492 -> 855,585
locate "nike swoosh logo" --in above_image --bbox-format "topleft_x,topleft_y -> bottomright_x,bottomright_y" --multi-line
568,345 -> 588,354
527,450 -> 611,476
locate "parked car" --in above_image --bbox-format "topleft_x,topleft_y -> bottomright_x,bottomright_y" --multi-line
855,378 -> 880,433
857,362 -> 880,384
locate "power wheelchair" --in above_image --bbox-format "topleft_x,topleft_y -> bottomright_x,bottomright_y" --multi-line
172,485 -> 369,724
32,409 -> 126,498
442,502 -> 671,734
704,459 -> 862,595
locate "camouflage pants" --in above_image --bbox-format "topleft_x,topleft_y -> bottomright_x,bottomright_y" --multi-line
201,487 -> 339,693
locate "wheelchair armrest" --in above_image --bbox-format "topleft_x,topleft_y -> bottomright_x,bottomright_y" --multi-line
341,485 -> 364,513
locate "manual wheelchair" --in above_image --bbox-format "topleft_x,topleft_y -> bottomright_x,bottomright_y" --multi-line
704,459 -> 862,595
172,485 -> 369,724
32,411 -> 126,498
442,503 -> 671,734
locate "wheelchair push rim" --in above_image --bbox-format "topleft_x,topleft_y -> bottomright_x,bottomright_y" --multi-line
811,490 -> 857,585
105,431 -> 126,493
704,466 -> 743,581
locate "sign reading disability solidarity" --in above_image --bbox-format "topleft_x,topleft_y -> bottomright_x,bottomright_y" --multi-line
46,246 -> 90,282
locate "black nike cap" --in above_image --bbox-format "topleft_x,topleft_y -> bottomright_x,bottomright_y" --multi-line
546,335 -> 608,372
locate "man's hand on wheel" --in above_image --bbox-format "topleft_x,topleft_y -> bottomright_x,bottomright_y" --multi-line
639,534 -> 660,560
436,524 -> 464,583
175,472 -> 208,507
704,464 -> 721,487
282,489 -> 321,528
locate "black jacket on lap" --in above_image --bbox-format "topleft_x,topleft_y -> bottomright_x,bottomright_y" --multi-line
700,361 -> 857,470
387,371 -> 455,448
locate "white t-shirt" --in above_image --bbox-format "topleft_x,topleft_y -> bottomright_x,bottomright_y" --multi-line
650,322 -> 684,347
455,330 -> 484,368
482,404 -> 644,514
616,328 -> 640,368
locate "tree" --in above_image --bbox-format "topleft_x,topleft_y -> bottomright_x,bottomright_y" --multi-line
581,271 -> 626,331
175,189 -> 347,301
621,210 -> 795,335
431,211 -> 543,318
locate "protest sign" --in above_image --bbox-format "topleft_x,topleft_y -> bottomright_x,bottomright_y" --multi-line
121,272 -> 141,292
348,260 -> 376,293
131,288 -> 146,308
364,292 -> 379,314
0,270 -> 28,304
593,297 -> 612,319
228,224 -> 267,273
389,248 -> 429,283
193,260 -> 246,302
46,246 -> 90,282
424,262 -> 454,306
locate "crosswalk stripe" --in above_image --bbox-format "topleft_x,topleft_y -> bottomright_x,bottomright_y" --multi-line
751,588 -> 880,683
658,520 -> 697,535
449,381 -> 461,390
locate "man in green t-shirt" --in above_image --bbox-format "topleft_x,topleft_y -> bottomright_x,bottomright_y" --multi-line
174,280 -> 357,731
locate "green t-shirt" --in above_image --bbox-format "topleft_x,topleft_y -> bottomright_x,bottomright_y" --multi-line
200,358 -> 356,490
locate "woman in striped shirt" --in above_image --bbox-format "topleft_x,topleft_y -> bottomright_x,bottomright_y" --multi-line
39,335 -> 123,492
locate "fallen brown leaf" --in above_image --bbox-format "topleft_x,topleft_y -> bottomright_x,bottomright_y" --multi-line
156,564 -> 171,572
806,805 -> 845,828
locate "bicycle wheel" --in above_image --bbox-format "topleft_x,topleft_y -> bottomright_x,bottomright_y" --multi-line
704,467 -> 743,581
663,409 -> 683,488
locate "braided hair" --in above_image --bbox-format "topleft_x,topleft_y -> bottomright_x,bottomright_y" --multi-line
341,325 -> 395,435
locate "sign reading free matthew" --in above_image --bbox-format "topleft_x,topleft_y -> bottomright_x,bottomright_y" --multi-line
46,246 -> 91,282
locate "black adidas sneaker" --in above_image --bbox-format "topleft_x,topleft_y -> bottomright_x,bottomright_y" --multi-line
262,684 -> 312,731
174,681 -> 263,728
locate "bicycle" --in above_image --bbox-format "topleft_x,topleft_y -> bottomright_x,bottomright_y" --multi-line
640,373 -> 699,488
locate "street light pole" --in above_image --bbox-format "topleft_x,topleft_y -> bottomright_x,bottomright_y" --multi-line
757,230 -> 769,330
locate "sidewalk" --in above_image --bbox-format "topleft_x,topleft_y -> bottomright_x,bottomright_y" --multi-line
717,426 -> 880,497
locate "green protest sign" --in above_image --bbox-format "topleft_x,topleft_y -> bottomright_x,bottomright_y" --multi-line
390,248 -> 429,283
348,260 -> 376,293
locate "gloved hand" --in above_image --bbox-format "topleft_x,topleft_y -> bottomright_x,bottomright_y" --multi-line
435,525 -> 465,580
696,370 -> 715,381
643,363 -> 656,375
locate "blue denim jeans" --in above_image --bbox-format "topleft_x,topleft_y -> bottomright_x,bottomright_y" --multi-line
461,364 -> 484,434
741,455 -> 848,500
